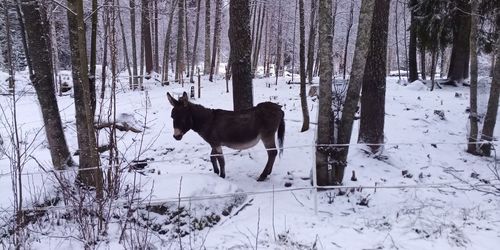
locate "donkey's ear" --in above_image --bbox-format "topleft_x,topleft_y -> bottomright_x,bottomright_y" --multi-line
167,92 -> 178,106
181,92 -> 189,107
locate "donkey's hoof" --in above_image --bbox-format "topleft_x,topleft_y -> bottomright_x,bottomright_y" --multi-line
220,173 -> 226,178
257,175 -> 267,182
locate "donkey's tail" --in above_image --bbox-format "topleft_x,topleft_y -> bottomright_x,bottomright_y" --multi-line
277,113 -> 285,157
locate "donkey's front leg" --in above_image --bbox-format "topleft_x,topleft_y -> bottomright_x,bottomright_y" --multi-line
210,147 -> 220,176
215,146 -> 226,178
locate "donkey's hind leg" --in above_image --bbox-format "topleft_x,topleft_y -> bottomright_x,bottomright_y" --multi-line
211,146 -> 226,178
210,147 -> 220,176
258,136 -> 278,181
216,146 -> 226,178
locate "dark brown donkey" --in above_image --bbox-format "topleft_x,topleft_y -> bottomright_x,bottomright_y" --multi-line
167,92 -> 285,181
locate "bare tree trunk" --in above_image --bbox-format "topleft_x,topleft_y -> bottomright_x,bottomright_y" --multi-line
255,4 -> 266,73
251,2 -> 263,75
316,0 -> 334,186
89,0 -> 98,114
4,0 -> 14,91
263,6 -> 270,77
394,0 -> 401,80
358,0 -> 390,153
100,8 -> 109,99
229,0 -> 253,111
203,0 -> 211,75
447,0 -> 471,85
141,0 -> 153,77
292,0 -> 298,82
299,0 -> 309,132
154,0 -> 159,71
313,37 -> 320,77
491,50 -> 496,77
209,0 -> 222,82
175,0 -> 185,83
67,0 -> 103,190
402,0 -> 409,76
117,0 -> 132,88
467,1 -> 479,154
250,0 -> 257,44
22,0 -> 73,170
479,12 -> 500,156
440,46 -> 446,78
420,48 -> 426,80
408,0 -> 418,82
215,45 -> 221,74
190,0 -> 202,83
130,0 -> 139,88
275,0 -> 283,85
306,0 -> 317,84
334,0 -> 376,184
430,49 -> 437,90
161,0 -> 178,85
342,1 -> 354,80
14,0 -> 31,76
184,0 -> 190,78
48,2 -> 60,95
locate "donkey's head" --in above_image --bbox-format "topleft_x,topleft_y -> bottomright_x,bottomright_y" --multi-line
167,92 -> 192,140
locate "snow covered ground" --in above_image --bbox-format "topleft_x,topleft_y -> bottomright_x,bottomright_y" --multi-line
0,72 -> 499,249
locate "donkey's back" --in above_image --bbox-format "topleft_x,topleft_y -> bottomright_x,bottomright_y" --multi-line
211,102 -> 284,150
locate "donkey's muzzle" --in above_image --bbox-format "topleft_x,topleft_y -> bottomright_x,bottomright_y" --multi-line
173,128 -> 183,140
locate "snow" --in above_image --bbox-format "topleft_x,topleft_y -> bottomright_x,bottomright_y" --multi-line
0,71 -> 499,249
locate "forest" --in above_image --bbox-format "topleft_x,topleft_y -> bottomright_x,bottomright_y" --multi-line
0,0 -> 499,249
